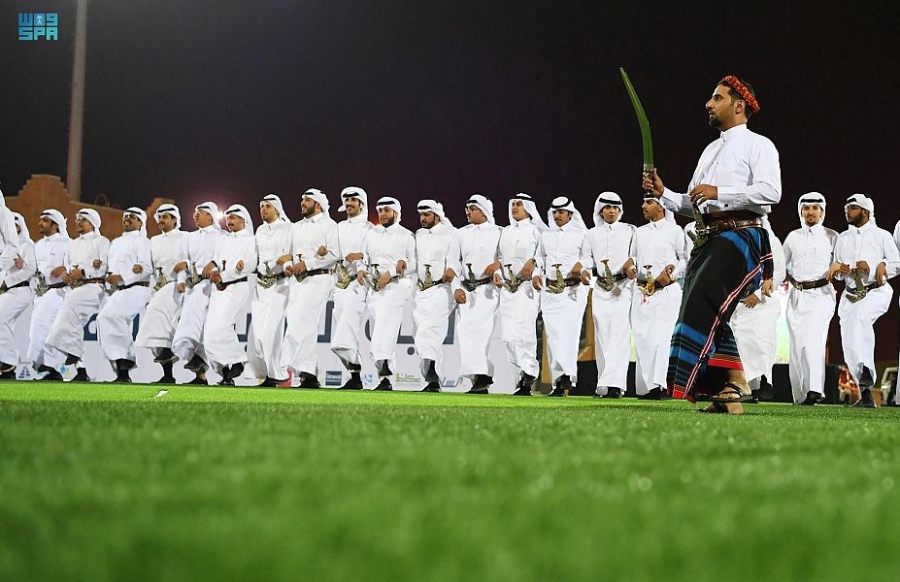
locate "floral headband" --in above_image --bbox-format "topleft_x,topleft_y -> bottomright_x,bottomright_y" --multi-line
720,75 -> 760,113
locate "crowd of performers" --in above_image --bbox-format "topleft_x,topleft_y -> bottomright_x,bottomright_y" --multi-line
1,75 -> 896,414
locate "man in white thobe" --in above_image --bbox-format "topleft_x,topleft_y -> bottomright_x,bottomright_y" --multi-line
46,209 -> 111,381
246,193 -> 293,387
282,189 -> 339,388
27,209 -> 71,381
448,194 -> 503,394
782,193 -> 838,405
0,190 -> 23,378
893,219 -> 900,406
643,75 -> 781,414
135,204 -> 186,384
205,205 -> 257,386
582,192 -> 635,399
412,199 -> 457,392
827,193 -> 900,407
493,193 -> 545,395
534,197 -> 589,397
0,188 -> 19,272
96,207 -> 153,382
0,213 -> 37,379
331,186 -> 374,390
171,202 -> 222,384
356,197 -> 416,391
628,195 -> 686,399
730,217 -> 785,402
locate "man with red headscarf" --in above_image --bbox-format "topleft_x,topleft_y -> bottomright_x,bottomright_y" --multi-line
643,75 -> 781,414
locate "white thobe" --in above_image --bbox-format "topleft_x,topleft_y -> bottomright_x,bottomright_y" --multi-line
584,221 -> 636,394
449,222 -> 503,379
834,221 -> 900,388
359,222 -> 416,377
496,218 -> 541,381
0,205 -> 19,272
282,213 -> 340,377
413,220 -> 457,380
135,229 -> 186,356
894,220 -> 900,404
331,215 -> 374,370
97,230 -> 153,368
46,231 -> 110,360
731,228 -> 786,385
27,233 -> 70,370
172,225 -> 221,364
0,238 -> 36,367
204,229 -> 257,376
630,218 -> 686,394
536,222 -> 590,384
246,219 -> 294,380
782,223 -> 837,402
660,123 -> 782,218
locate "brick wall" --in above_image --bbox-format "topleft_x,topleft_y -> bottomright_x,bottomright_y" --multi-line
4,174 -> 174,240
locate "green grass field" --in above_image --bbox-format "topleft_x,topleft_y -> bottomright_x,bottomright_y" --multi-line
2,382 -> 899,581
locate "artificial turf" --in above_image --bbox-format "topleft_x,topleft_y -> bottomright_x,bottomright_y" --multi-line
1,382 -> 899,581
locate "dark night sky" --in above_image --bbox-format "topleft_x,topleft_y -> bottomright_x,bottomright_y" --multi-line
3,0 -> 900,362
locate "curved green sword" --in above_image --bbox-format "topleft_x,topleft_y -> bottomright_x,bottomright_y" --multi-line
619,67 -> 653,172
621,67 -> 708,243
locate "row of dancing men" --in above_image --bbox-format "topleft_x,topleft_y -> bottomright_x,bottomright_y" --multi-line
0,186 -> 898,404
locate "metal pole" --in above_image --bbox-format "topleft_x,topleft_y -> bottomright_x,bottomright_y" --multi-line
66,0 -> 88,201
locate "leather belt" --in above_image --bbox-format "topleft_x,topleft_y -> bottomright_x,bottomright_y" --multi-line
847,282 -> 880,294
47,282 -> 67,290
461,277 -> 492,292
216,276 -> 248,290
186,274 -> 210,289
592,269 -> 627,282
121,281 -> 150,290
296,268 -> 331,281
702,217 -> 762,236
637,278 -> 673,290
81,278 -> 106,285
258,271 -> 288,280
257,271 -> 288,287
788,275 -> 829,290
0,280 -> 31,293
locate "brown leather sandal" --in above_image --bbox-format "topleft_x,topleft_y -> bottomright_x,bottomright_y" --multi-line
709,382 -> 752,403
